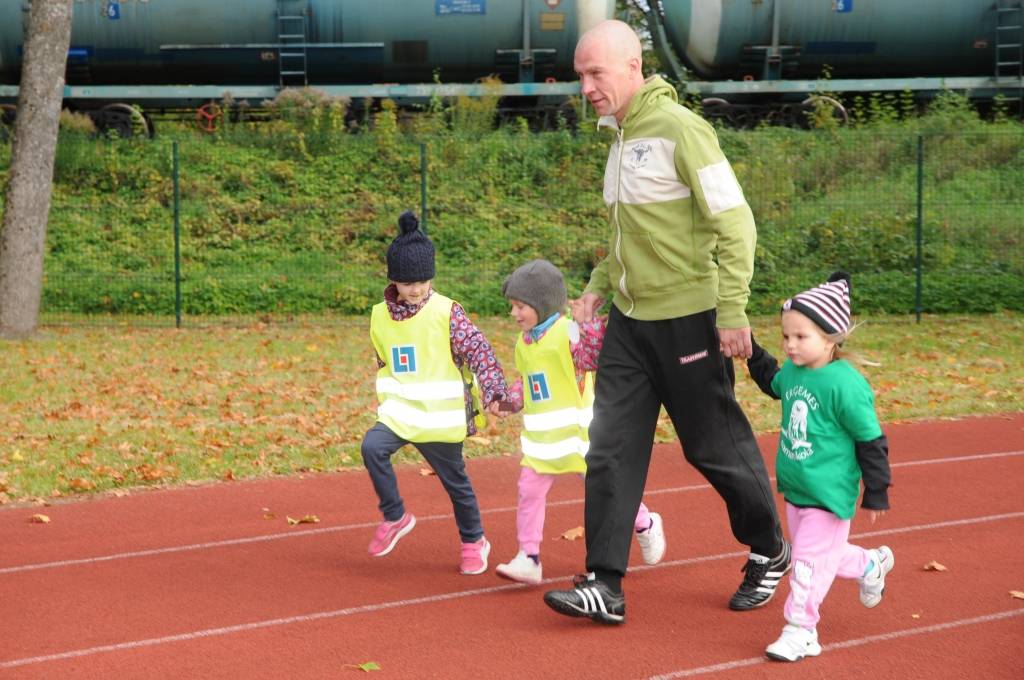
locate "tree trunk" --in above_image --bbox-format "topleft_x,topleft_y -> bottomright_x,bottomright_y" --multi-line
0,0 -> 73,338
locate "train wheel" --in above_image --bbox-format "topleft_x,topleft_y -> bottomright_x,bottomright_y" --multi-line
700,98 -> 734,125
196,103 -> 223,133
554,99 -> 579,131
800,95 -> 849,128
96,103 -> 152,139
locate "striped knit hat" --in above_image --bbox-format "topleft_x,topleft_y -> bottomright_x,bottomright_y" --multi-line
782,271 -> 852,335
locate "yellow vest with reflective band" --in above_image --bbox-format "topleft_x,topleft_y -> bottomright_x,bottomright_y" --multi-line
515,316 -> 592,474
370,293 -> 475,443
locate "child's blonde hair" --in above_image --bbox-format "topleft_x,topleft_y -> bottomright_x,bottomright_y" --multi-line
825,322 -> 879,367
782,271 -> 881,365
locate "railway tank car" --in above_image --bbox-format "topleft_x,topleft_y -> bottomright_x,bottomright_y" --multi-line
0,0 -> 613,133
645,0 -> 1024,124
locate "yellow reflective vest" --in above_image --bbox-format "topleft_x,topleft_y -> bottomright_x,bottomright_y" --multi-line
370,293 -> 480,443
515,316 -> 592,474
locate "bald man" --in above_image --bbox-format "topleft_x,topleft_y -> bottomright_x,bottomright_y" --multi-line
543,21 -> 789,624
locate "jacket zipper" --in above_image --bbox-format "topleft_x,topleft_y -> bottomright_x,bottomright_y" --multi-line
612,126 -> 634,316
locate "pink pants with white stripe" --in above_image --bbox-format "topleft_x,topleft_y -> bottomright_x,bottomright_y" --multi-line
784,502 -> 872,629
515,466 -> 651,556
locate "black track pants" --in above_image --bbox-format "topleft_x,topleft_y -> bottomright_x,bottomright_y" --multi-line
584,306 -> 783,579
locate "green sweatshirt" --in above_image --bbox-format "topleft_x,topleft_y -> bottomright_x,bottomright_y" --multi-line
584,76 -> 756,327
770,359 -> 884,519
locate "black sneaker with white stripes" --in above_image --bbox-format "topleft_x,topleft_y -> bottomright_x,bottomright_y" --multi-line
728,540 -> 792,611
543,573 -> 625,624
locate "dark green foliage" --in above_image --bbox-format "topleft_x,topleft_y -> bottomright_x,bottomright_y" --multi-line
0,93 -> 1021,321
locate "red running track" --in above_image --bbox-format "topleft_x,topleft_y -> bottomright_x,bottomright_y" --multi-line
2,414 -> 1023,679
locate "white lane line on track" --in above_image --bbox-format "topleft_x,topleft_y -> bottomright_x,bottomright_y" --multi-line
891,449 -> 1024,467
625,511 -> 1024,576
2,450 -> 1022,575
2,511 -> 1022,670
644,609 -> 1024,679
0,484 -> 707,576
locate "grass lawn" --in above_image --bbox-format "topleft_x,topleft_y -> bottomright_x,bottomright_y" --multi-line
1,313 -> 1021,504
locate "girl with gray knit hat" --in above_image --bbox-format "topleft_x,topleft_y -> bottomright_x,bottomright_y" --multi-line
492,259 -> 666,587
745,271 -> 894,662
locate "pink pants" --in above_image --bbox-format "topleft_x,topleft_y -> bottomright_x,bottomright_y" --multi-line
783,503 -> 872,630
516,466 -> 651,556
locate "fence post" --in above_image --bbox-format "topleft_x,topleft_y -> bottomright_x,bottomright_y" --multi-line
915,134 -> 923,323
420,142 -> 428,233
173,141 -> 182,328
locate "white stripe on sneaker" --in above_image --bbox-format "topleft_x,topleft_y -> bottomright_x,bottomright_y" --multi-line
592,588 -> 609,615
580,587 -> 597,613
575,585 -> 610,616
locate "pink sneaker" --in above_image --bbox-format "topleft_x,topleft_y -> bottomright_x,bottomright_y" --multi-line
459,537 -> 491,575
368,513 -> 416,557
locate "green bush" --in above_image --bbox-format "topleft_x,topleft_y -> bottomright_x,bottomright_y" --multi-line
2,93 -> 1018,320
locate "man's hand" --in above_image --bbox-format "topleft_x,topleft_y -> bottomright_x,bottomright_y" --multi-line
718,327 -> 752,359
574,292 -> 604,323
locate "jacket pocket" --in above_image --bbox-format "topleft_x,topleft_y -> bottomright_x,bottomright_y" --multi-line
617,222 -> 695,296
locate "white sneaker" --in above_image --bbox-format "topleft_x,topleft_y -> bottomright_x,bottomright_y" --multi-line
860,545 -> 894,608
765,624 -> 822,662
636,512 -> 666,565
495,551 -> 542,585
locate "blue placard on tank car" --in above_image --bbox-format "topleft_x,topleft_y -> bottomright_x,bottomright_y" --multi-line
436,0 -> 486,15
834,0 -> 853,12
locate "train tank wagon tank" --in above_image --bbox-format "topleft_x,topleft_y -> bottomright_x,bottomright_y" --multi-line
647,0 -> 1023,124
0,0 -> 613,132
659,0 -> 994,80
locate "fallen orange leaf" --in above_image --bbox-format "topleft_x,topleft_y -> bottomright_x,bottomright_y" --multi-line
923,560 -> 947,572
560,526 -> 584,541
29,514 -> 50,524
287,514 -> 320,526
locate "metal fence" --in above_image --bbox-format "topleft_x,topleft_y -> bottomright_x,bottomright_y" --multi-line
26,127 -> 1024,326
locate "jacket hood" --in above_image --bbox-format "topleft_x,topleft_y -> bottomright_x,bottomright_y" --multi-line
598,75 -> 678,130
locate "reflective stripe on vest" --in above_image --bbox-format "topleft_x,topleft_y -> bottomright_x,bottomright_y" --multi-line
379,399 -> 467,431
520,434 -> 590,459
515,316 -> 591,474
376,377 -> 465,401
522,405 -> 594,432
370,293 -> 467,443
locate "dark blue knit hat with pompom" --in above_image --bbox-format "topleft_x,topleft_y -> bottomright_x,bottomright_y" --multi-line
386,211 -> 435,283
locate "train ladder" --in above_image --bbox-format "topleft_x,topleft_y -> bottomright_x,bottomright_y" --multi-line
995,0 -> 1023,117
277,0 -> 309,88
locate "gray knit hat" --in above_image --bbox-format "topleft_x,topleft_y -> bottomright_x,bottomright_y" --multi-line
386,211 -> 435,283
782,271 -> 852,335
502,259 -> 567,321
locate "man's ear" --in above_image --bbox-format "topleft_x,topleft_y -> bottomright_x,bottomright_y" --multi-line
628,56 -> 642,79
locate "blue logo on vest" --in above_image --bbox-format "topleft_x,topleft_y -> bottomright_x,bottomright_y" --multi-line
528,373 -> 550,401
392,345 -> 417,374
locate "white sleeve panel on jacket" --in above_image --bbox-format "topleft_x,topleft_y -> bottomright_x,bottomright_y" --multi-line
697,159 -> 746,215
